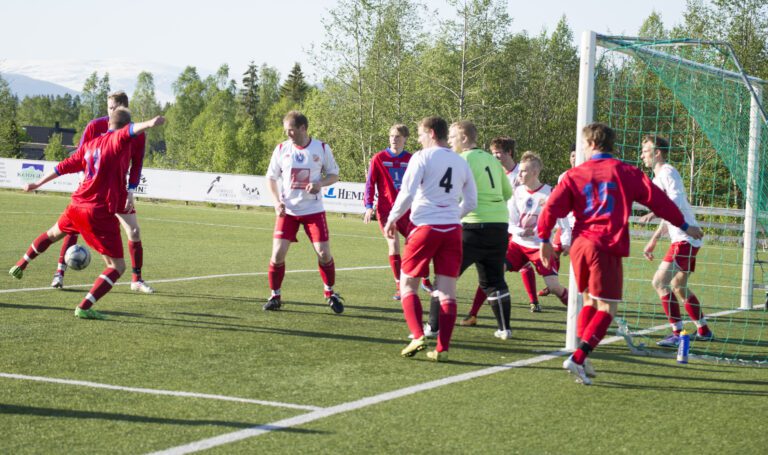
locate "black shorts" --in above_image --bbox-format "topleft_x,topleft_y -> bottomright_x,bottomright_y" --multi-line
460,223 -> 509,293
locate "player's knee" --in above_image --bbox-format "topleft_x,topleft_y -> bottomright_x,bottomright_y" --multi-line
127,226 -> 140,240
651,274 -> 668,291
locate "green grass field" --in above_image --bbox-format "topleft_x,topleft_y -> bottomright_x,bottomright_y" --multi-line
1,189 -> 767,454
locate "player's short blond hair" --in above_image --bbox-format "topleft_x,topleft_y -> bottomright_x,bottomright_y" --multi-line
450,120 -> 477,144
520,151 -> 543,171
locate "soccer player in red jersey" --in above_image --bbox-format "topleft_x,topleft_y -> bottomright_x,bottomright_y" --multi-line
9,109 -> 165,319
263,111 -> 344,313
51,91 -> 153,294
363,124 -> 433,300
640,135 -> 712,346
385,116 -> 477,361
537,123 -> 703,384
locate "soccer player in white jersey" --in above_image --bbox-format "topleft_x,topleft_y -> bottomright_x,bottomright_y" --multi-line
263,111 -> 344,314
540,146 -> 577,300
640,135 -> 713,345
385,116 -> 478,361
506,152 -> 569,308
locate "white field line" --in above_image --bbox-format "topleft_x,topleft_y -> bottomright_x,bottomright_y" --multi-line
0,373 -> 322,411
149,301 -> 766,455
140,216 -> 384,241
0,265 -> 390,295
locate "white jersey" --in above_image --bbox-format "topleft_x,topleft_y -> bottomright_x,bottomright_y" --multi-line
266,138 -> 340,216
557,170 -> 575,244
510,183 -> 571,249
653,163 -> 702,247
505,164 -> 522,224
388,146 -> 477,226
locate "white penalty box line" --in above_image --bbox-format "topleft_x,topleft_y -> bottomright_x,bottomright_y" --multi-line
0,265 -> 390,295
0,373 -> 322,412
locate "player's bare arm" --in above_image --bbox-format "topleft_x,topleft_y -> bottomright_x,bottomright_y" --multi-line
24,171 -> 60,192
643,223 -> 668,261
306,174 -> 339,194
267,178 -> 286,217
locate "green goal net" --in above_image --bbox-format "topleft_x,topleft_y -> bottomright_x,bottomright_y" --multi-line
580,34 -> 768,364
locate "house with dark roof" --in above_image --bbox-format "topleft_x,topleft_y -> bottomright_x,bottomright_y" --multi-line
21,122 -> 77,159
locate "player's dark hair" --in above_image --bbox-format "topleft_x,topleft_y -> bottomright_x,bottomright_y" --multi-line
419,116 -> 448,141
490,136 -> 516,159
582,122 -> 615,152
284,111 -> 309,129
108,91 -> 129,108
642,134 -> 670,158
110,107 -> 132,130
390,123 -> 409,138
570,142 -> 577,152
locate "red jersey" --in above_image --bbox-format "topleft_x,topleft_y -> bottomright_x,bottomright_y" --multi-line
364,148 -> 411,214
80,116 -> 146,190
537,153 -> 687,257
56,125 -> 138,213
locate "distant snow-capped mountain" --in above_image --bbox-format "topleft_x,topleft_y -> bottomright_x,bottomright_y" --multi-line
1,73 -> 79,98
0,59 -> 194,103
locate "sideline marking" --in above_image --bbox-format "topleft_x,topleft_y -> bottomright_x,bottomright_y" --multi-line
0,266 -> 390,294
0,373 -> 322,411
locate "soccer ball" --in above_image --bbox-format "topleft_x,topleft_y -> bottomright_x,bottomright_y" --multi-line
64,244 -> 91,271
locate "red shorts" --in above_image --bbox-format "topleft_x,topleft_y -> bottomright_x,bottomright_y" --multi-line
402,224 -> 462,278
663,241 -> 699,272
377,208 -> 414,238
57,205 -> 123,258
505,239 -> 558,276
570,236 -> 622,302
274,212 -> 329,243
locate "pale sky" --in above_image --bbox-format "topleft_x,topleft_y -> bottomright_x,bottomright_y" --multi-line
0,0 -> 688,99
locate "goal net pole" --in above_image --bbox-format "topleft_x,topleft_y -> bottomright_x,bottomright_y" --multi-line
742,85 -> 762,310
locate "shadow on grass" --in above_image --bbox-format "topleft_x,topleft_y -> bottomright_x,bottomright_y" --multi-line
0,404 -> 323,432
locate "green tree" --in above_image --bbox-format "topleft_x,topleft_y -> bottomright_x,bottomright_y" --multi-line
240,61 -> 261,127
0,74 -> 23,158
44,133 -> 70,161
280,63 -> 309,104
132,71 -> 163,156
162,66 -> 206,168
75,72 -> 110,143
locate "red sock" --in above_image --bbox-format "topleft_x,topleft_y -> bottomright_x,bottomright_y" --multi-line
684,294 -> 710,335
128,241 -> 143,282
319,259 -> 335,297
576,304 -> 597,339
402,292 -> 424,338
268,262 -> 285,294
57,234 -> 79,275
573,310 -> 613,364
436,300 -> 457,352
17,232 -> 53,270
389,254 -> 401,282
78,268 -> 122,310
661,293 -> 682,334
469,286 -> 486,317
520,264 -> 537,303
